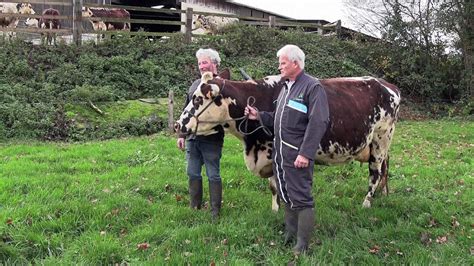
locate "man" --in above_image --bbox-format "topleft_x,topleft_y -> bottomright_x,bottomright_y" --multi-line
245,45 -> 329,254
177,48 -> 224,221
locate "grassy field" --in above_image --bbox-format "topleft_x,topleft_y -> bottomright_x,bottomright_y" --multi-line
0,119 -> 472,264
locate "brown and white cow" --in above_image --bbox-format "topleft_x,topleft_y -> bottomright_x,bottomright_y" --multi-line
175,72 -> 401,211
0,2 -> 35,38
36,8 -> 61,45
82,7 -> 130,32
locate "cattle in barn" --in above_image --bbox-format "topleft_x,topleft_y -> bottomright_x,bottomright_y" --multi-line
0,2 -> 35,38
175,73 -> 401,211
192,14 -> 238,35
37,8 -> 61,45
82,7 -> 130,32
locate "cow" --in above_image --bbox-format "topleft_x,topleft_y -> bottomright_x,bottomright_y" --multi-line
0,2 -> 35,39
82,7 -> 130,32
175,72 -> 401,211
36,8 -> 61,45
192,14 -> 238,35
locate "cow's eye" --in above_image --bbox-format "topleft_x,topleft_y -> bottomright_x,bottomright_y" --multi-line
193,96 -> 202,107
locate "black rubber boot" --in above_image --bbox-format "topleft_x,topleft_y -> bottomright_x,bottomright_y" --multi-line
284,205 -> 298,246
209,180 -> 222,221
293,208 -> 314,255
189,179 -> 203,209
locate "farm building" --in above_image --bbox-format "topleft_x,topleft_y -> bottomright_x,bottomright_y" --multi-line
2,0 -> 375,43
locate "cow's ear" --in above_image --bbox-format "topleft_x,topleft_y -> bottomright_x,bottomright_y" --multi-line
201,84 -> 220,99
217,69 -> 230,80
201,84 -> 212,99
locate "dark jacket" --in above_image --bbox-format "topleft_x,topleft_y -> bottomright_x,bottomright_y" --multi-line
260,71 -> 329,160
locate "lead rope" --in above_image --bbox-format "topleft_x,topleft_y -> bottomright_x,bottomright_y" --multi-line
190,86 -> 272,137
238,96 -> 273,136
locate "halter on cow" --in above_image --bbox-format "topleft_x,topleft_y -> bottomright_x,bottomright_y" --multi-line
175,72 -> 401,211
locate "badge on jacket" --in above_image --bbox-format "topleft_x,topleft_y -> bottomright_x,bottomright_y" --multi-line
287,99 -> 307,113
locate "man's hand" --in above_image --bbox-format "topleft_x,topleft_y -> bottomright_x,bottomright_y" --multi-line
244,105 -> 258,120
294,155 -> 309,168
177,137 -> 185,150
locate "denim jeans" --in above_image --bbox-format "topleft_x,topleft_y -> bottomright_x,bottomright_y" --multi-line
186,140 -> 223,182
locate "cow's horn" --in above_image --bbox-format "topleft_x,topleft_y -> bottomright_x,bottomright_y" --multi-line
202,72 -> 214,83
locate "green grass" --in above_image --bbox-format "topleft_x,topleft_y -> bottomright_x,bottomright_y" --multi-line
0,120 -> 472,264
65,99 -> 169,125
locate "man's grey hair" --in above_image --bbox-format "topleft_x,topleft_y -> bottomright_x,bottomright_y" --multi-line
277,44 -> 305,69
196,48 -> 221,66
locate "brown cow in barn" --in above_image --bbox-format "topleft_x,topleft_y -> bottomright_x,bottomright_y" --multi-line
175,73 -> 401,211
82,7 -> 130,32
0,2 -> 35,38
39,8 -> 61,45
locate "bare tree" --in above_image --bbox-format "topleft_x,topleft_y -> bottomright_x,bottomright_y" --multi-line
344,0 -> 472,100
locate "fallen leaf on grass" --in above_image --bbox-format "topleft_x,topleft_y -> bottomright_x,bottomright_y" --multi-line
436,235 -> 448,244
175,194 -> 183,202
137,242 -> 150,250
6,218 -> 13,226
210,260 -> 216,266
147,196 -> 154,204
185,239 -> 191,244
369,217 -> 379,223
420,232 -> 432,245
451,217 -> 460,229
102,188 -> 112,193
428,217 -> 438,227
183,251 -> 192,257
369,245 -> 380,254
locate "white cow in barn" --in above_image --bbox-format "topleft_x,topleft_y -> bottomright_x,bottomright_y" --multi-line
192,14 -> 238,35
0,3 -> 35,39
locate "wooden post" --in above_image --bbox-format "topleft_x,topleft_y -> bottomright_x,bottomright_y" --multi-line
268,16 -> 276,28
168,89 -> 174,133
72,0 -> 82,45
185,8 -> 193,44
317,24 -> 323,35
335,19 -> 342,38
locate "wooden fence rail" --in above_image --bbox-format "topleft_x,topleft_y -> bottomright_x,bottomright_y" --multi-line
0,1 -> 342,44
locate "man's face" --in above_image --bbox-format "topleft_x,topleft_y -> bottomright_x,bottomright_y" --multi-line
198,56 -> 217,75
278,55 -> 300,80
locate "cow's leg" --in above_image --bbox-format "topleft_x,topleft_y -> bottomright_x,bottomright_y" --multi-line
363,123 -> 395,207
269,175 -> 280,212
363,155 -> 382,208
379,155 -> 389,195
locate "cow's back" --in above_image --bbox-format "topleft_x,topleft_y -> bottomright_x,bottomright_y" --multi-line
316,77 -> 400,164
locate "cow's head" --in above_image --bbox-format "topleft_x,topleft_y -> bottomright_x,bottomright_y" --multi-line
175,72 -> 234,136
17,3 -> 35,14
25,18 -> 39,28
82,7 -> 93,18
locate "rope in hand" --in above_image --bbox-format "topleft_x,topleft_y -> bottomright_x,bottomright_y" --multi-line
238,96 -> 273,136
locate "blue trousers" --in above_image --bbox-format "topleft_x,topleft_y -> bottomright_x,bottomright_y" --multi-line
186,140 -> 223,182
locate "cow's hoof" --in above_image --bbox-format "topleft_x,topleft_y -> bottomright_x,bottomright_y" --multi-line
271,205 -> 279,212
362,199 -> 371,208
